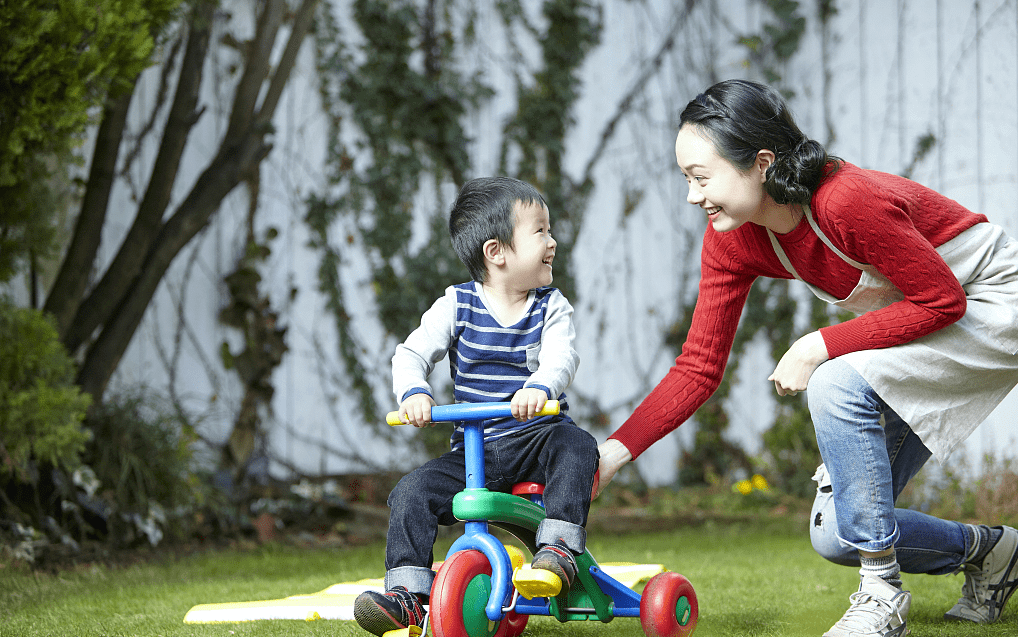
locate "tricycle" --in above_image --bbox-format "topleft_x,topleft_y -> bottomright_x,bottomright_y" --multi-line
384,400 -> 698,637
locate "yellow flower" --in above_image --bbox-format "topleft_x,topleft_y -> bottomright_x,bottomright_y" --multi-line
734,479 -> 753,495
751,474 -> 769,491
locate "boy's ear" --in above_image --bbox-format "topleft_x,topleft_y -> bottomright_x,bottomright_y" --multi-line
483,239 -> 505,267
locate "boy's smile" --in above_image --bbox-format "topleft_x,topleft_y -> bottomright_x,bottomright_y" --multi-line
505,201 -> 557,290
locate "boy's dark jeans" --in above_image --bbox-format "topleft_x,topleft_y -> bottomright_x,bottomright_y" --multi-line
383,420 -> 599,595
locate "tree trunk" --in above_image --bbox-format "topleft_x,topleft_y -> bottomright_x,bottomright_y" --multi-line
43,90 -> 134,337
59,0 -> 215,355
73,0 -> 321,402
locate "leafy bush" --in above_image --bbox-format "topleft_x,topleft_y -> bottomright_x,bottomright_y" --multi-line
80,388 -> 199,545
0,299 -> 91,482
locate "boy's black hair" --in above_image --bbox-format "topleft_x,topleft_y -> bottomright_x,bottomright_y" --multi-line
449,177 -> 548,282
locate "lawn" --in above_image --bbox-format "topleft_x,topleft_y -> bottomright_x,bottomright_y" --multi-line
2,521 -> 1015,637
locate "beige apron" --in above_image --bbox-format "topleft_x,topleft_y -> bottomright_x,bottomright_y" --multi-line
767,209 -> 1018,459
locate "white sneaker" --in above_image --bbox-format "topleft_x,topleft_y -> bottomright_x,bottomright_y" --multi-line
823,575 -> 910,637
944,525 -> 1018,623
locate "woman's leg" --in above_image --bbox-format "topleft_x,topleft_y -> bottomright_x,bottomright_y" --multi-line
807,358 -> 968,575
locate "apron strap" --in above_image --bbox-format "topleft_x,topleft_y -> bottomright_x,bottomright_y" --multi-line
802,205 -> 869,270
766,206 -> 852,305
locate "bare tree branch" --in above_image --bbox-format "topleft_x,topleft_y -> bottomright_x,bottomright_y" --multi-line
63,0 -> 216,354
579,0 -> 697,186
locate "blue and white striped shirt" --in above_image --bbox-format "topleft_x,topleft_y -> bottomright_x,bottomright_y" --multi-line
392,282 -> 579,449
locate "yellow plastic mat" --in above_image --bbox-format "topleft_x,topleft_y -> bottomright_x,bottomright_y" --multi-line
183,562 -> 664,624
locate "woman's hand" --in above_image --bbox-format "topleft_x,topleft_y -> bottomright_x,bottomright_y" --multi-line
594,439 -> 633,498
768,331 -> 829,396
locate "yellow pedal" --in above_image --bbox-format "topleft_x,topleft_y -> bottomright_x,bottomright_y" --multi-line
382,626 -> 422,637
512,565 -> 562,600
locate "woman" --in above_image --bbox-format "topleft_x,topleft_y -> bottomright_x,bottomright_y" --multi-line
596,79 -> 1018,636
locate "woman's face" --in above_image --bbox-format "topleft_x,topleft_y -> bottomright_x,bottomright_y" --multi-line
674,124 -> 771,233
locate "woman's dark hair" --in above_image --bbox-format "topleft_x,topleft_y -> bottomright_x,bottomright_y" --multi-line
449,177 -> 548,282
679,79 -> 839,205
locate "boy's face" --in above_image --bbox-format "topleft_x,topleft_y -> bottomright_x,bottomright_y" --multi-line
503,201 -> 556,290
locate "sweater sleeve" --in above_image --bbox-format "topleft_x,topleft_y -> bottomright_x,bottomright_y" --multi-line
391,286 -> 457,403
608,236 -> 757,459
524,289 -> 579,398
813,174 -> 967,357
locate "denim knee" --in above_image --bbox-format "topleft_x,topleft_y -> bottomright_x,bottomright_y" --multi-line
809,464 -> 858,567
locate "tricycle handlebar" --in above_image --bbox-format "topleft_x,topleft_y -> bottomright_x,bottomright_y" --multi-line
386,400 -> 560,426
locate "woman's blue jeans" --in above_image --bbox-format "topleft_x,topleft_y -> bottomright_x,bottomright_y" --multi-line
808,358 -> 969,575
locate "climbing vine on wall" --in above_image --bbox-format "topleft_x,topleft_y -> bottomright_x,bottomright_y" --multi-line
307,0 -> 602,457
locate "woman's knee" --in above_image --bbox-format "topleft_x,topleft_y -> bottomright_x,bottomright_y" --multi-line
809,475 -> 858,566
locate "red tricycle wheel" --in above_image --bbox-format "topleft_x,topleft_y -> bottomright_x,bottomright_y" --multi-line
640,572 -> 698,637
430,549 -> 529,637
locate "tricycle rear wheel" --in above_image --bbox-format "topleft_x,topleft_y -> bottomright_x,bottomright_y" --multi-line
639,571 -> 698,637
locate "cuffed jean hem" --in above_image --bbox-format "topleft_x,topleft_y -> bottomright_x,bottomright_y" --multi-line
385,566 -> 435,596
536,518 -> 587,554
837,522 -> 900,554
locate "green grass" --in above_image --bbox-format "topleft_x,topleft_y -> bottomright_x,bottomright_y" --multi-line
2,522 -> 1016,636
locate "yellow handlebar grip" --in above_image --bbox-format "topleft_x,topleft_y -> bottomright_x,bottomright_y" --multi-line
386,411 -> 404,426
538,400 -> 560,417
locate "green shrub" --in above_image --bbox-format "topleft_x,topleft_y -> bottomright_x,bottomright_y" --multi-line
0,299 -> 91,482
81,388 -> 199,545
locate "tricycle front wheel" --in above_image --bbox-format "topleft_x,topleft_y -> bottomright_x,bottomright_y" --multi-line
639,572 -> 698,637
430,549 -> 528,637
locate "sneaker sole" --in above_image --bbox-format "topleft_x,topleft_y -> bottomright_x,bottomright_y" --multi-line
354,597 -> 407,636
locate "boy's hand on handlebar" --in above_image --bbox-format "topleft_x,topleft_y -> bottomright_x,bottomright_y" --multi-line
400,394 -> 437,428
511,388 -> 548,421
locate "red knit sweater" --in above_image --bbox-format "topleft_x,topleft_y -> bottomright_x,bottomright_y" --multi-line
609,162 -> 988,459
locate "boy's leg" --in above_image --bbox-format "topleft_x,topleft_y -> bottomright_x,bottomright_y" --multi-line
493,421 -> 598,594
355,450 -> 465,636
384,449 -> 467,592
494,421 -> 599,551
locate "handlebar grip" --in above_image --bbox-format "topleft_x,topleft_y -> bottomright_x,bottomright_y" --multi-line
387,400 -> 560,425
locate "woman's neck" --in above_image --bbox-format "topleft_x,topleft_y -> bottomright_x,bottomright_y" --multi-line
760,202 -> 803,234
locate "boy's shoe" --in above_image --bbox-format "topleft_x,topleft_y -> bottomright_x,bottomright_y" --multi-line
353,586 -> 426,636
823,575 -> 910,637
530,543 -> 577,595
944,525 -> 1018,623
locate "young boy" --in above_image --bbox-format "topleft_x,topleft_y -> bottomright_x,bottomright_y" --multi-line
353,177 -> 599,636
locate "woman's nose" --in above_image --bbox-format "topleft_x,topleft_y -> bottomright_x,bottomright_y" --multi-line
687,186 -> 704,205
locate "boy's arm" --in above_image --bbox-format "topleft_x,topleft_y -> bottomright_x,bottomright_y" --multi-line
392,286 -> 457,403
523,289 -> 579,399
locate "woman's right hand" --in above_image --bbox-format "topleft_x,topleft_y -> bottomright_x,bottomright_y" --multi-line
399,394 -> 437,428
594,439 -> 633,498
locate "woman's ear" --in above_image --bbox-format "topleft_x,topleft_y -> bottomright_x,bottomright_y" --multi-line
483,239 -> 505,267
756,149 -> 776,182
